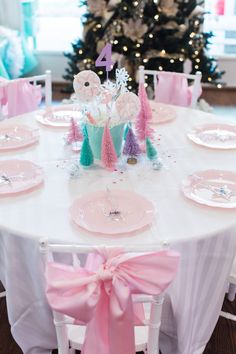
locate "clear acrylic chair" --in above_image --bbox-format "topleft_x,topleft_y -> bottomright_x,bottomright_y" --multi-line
0,70 -> 52,120
40,239 -> 179,354
139,65 -> 202,108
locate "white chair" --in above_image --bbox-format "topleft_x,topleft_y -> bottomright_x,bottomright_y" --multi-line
220,256 -> 236,321
0,278 -> 6,297
0,70 -> 52,120
40,240 -> 178,354
139,65 -> 202,108
0,288 -> 6,298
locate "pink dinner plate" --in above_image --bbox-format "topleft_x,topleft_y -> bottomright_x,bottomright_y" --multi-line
0,124 -> 39,151
0,160 -> 44,196
149,101 -> 176,124
36,105 -> 82,127
182,170 -> 236,208
187,123 -> 236,149
70,189 -> 155,235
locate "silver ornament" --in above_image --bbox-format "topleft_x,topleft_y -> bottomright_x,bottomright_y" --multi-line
153,159 -> 163,170
69,161 -> 80,179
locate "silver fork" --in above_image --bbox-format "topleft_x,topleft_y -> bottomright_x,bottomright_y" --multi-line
105,187 -> 123,221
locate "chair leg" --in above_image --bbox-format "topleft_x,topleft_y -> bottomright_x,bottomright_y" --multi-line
227,283 -> 236,302
68,349 -> 76,354
220,311 -> 236,321
0,291 -> 6,298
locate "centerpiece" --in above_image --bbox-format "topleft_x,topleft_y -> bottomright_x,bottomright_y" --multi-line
72,67 -> 140,168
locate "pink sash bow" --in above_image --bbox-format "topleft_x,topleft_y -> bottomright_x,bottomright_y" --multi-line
155,72 -> 202,107
46,250 -> 179,354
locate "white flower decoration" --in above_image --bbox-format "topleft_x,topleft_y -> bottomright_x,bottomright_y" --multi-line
115,68 -> 129,90
101,80 -> 117,92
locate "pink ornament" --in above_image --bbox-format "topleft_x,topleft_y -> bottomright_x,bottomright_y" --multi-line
101,122 -> 117,170
115,92 -> 140,121
135,83 -> 154,141
73,70 -> 101,102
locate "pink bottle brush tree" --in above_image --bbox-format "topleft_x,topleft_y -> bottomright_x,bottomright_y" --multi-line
101,122 -> 117,170
67,118 -> 83,144
135,83 -> 154,141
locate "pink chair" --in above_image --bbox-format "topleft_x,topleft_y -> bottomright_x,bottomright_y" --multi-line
0,70 -> 52,120
40,240 -> 180,354
139,65 -> 202,108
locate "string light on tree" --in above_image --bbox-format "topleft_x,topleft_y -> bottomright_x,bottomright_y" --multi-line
64,0 -> 225,91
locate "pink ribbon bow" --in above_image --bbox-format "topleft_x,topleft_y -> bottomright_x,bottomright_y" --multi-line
46,250 -> 179,354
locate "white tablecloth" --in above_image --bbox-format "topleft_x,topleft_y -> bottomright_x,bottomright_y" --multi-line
0,105 -> 236,354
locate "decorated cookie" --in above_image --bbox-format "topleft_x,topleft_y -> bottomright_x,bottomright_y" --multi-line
73,70 -> 101,102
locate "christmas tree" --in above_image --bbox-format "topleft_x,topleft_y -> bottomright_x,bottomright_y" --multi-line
101,122 -> 117,169
67,118 -> 83,144
80,136 -> 94,167
123,127 -> 141,156
146,137 -> 157,160
64,0 -> 224,91
136,82 -> 153,141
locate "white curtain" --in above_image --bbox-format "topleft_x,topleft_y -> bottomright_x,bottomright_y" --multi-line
0,0 -> 22,30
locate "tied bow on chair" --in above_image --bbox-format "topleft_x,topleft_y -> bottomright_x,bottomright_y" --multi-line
46,250 -> 179,354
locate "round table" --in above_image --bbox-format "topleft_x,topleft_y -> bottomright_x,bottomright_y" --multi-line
0,104 -> 236,354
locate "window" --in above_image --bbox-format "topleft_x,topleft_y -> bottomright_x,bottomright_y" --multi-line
35,0 -> 85,52
204,0 -> 236,56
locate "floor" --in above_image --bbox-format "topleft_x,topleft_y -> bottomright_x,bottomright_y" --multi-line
0,96 -> 236,353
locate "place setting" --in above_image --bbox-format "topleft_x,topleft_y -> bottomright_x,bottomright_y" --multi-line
0,124 -> 39,151
0,159 -> 44,196
36,104 -> 83,128
187,123 -> 236,149
70,187 -> 155,235
182,169 -> 236,209
149,100 -> 176,124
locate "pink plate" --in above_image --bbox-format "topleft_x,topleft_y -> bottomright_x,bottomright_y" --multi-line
70,189 -> 155,235
149,101 -> 176,124
0,124 -> 39,151
36,105 -> 82,127
187,123 -> 236,149
182,170 -> 236,208
0,160 -> 44,196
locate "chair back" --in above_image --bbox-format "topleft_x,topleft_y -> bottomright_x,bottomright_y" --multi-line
40,239 -> 179,354
0,70 -> 52,119
139,65 -> 202,108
